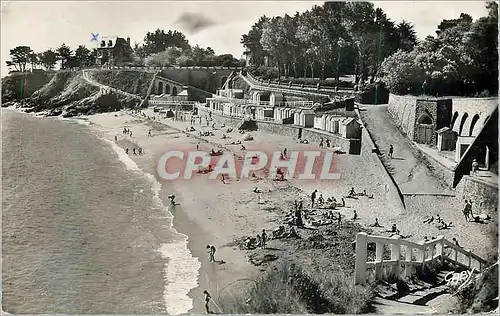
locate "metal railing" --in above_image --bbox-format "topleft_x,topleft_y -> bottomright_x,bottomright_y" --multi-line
149,100 -> 196,106
354,232 -> 488,284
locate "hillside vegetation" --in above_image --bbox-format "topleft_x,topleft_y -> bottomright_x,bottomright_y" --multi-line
1,71 -> 55,103
88,70 -> 155,97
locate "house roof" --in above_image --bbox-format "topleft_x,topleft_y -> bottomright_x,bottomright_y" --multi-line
301,109 -> 315,115
341,117 -> 357,125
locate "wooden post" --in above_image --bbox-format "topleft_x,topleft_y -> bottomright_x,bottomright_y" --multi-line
375,241 -> 384,279
391,235 -> 401,278
355,233 -> 368,284
405,246 -> 413,278
467,250 -> 472,268
437,236 -> 445,266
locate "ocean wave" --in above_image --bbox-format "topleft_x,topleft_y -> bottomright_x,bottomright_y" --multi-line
101,137 -> 200,314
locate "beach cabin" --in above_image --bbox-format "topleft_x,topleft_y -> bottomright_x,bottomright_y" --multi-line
300,109 -> 315,128
437,127 -> 457,151
340,118 -> 362,139
270,92 -> 284,106
314,115 -> 323,130
294,110 -> 302,125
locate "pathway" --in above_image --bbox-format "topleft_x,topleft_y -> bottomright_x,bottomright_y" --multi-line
82,70 -> 142,100
358,105 -> 450,195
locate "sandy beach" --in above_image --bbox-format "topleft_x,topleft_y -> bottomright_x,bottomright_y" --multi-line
79,107 -> 493,313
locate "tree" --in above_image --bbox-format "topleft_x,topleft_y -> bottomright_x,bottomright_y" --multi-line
142,29 -> 190,56
436,13 -> 473,35
8,46 -> 33,72
56,43 -> 73,69
145,47 -> 183,67
396,21 -> 418,52
75,45 -> 94,67
39,49 -> 58,70
241,16 -> 269,66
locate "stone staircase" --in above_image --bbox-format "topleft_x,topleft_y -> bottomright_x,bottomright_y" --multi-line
377,269 -> 452,305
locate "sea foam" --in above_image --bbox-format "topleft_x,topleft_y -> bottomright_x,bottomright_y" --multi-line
102,137 -> 201,314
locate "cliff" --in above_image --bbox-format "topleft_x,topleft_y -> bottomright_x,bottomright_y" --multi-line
1,71 -> 55,103
1,70 -> 142,116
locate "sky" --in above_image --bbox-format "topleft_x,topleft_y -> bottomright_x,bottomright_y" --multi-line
0,1 -> 490,77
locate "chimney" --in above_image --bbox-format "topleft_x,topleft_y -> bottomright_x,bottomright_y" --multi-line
127,37 -> 130,46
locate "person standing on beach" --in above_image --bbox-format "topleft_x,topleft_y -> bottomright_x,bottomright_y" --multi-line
115,135 -> 117,142
133,148 -> 137,155
311,189 -> 318,208
130,131 -> 133,137
261,229 -> 267,248
125,148 -> 129,155
203,290 -> 212,313
319,138 -> 324,148
389,145 -> 394,159
148,129 -> 152,137
206,245 -> 216,262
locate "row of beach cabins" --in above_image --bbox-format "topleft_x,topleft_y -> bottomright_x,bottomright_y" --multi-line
204,96 -> 363,141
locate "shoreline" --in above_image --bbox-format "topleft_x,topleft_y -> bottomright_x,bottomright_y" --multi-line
4,106 -> 495,314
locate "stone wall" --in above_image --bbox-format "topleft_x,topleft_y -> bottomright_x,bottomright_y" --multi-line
415,145 -> 456,188
387,94 -> 417,140
460,176 -> 498,213
161,68 -> 235,93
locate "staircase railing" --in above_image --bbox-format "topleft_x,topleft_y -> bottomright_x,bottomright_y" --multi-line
354,232 -> 488,284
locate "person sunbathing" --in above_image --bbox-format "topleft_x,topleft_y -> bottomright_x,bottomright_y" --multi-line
253,187 -> 262,193
317,194 -> 324,205
348,187 -> 356,197
423,216 -> 434,224
370,218 -> 382,227
241,145 -> 246,151
221,134 -> 227,139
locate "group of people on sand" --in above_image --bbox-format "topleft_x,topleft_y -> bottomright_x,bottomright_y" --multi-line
423,213 -> 454,230
123,127 -> 132,137
346,187 -> 374,199
310,189 -> 346,210
125,147 -> 143,155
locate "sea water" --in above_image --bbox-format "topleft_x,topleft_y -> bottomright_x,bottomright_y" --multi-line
2,109 -> 200,314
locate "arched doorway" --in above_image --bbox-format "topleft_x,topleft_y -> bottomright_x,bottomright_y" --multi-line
451,111 -> 459,129
459,113 -> 469,136
469,114 -> 480,136
158,81 -> 163,95
165,84 -> 171,95
416,113 -> 434,144
172,87 -> 178,96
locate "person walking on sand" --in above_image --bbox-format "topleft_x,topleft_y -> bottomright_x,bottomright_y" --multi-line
148,129 -> 152,137
463,200 -> 472,221
125,148 -> 129,155
319,137 -> 324,149
129,131 -> 133,137
283,148 -> 288,158
471,159 -> 479,175
206,245 -> 216,262
115,135 -> 117,142
203,290 -> 211,314
261,229 -> 267,248
389,145 -> 394,159
311,189 -> 318,208
138,147 -> 143,155
133,148 -> 137,155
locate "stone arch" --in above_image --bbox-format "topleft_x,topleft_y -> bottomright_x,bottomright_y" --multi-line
158,81 -> 163,95
469,114 -> 480,136
451,111 -> 459,129
417,113 -> 433,125
165,84 -> 171,94
459,112 -> 469,136
172,86 -> 178,96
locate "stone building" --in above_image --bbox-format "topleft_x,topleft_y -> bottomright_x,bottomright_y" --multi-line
95,36 -> 133,67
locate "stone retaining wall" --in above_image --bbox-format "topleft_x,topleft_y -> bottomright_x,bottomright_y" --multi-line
460,176 -> 498,213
